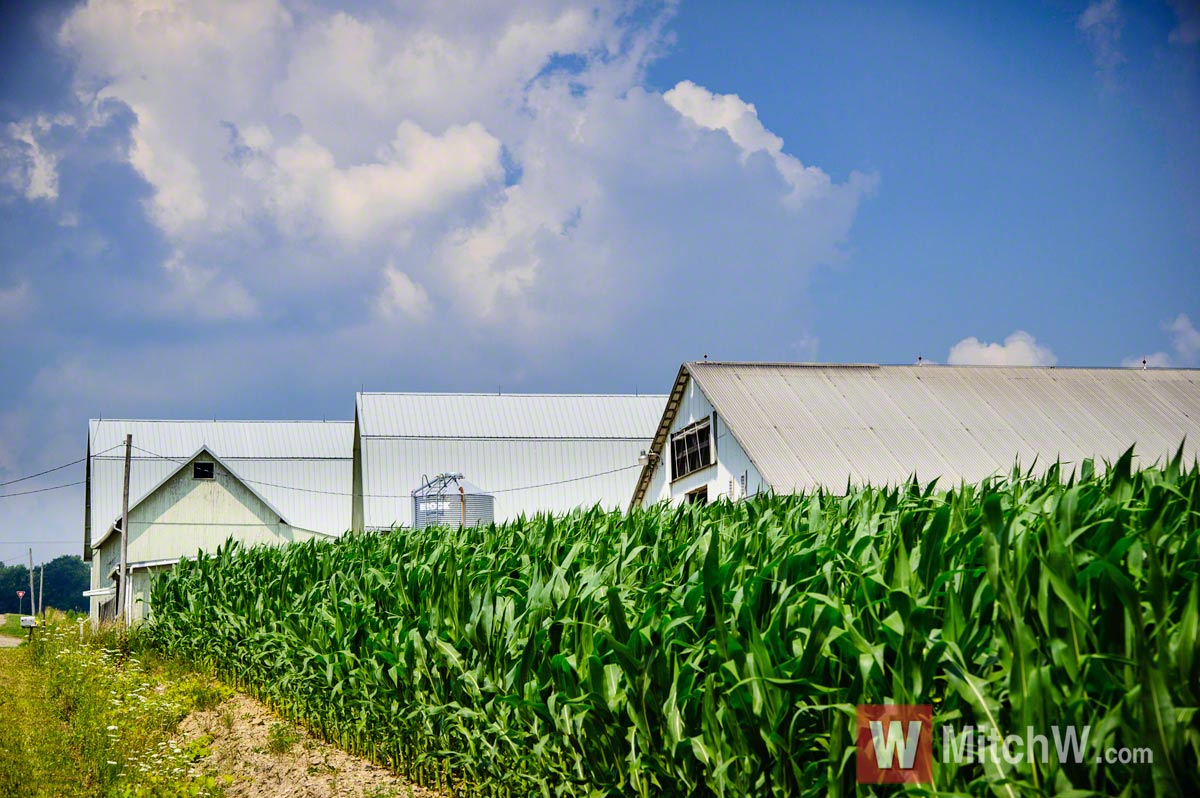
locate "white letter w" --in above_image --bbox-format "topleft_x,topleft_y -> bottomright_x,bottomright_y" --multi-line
869,720 -> 923,769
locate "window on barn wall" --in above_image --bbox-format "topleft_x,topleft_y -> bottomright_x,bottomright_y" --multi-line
671,418 -> 712,480
193,462 -> 214,480
685,485 -> 709,506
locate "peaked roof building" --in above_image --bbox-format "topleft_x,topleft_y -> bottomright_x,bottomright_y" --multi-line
632,362 -> 1200,507
86,418 -> 354,558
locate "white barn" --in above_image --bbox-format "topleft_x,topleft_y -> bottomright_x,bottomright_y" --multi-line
352,393 -> 666,531
632,361 -> 1200,508
85,419 -> 353,622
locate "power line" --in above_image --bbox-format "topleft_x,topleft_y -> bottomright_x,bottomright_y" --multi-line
0,481 -> 84,498
0,457 -> 84,487
127,444 -> 639,499
0,442 -> 125,487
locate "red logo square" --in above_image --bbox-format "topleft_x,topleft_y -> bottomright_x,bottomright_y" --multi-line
856,704 -> 933,784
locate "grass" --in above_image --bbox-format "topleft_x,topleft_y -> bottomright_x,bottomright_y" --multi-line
145,449 -> 1200,797
0,613 -> 27,637
1,617 -> 235,797
0,645 -> 86,797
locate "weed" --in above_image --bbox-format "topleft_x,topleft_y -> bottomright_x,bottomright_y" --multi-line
266,722 -> 301,755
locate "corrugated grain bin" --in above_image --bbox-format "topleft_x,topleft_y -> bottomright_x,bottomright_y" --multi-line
412,473 -> 494,530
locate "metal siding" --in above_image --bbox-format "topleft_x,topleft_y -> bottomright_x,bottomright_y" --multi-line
356,393 -> 664,529
361,437 -> 650,529
687,363 -> 1200,493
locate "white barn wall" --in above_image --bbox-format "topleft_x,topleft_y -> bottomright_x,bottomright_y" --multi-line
643,376 -> 766,506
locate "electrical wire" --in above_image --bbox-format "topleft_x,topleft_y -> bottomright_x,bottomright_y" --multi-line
0,442 -> 124,488
118,444 -> 639,498
0,481 -> 84,498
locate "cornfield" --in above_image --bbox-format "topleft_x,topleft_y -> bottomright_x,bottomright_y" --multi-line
146,449 -> 1199,797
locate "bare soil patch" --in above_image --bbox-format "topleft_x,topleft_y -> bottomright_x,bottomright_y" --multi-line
178,692 -> 441,798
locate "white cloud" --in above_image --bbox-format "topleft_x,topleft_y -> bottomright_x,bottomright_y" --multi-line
1077,0 -> 1124,84
664,80 -> 858,206
1167,313 -> 1200,362
375,263 -> 432,322
4,117 -> 61,201
33,0 -> 873,337
158,251 -> 259,321
1124,313 -> 1200,367
267,121 -> 503,244
947,330 -> 1058,366
0,279 -> 33,322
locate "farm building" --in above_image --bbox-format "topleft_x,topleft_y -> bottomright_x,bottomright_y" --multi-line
352,392 -> 666,531
632,361 -> 1200,508
85,419 -> 353,623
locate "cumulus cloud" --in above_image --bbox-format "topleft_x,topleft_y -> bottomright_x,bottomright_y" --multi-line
267,121 -> 503,244
1122,313 -> 1200,367
375,263 -> 433,322
158,251 -> 259,321
1077,0 -> 1124,84
20,0 -> 873,340
663,81 -> 866,207
947,330 -> 1058,366
3,117 -> 63,201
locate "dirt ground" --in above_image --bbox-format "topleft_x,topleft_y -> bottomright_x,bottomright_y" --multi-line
178,693 -> 442,798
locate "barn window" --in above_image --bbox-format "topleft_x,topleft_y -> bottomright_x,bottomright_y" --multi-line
193,462 -> 215,480
685,485 -> 709,506
670,418 -> 712,480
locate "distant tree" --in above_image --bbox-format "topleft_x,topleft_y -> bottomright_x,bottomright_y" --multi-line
0,556 -> 89,614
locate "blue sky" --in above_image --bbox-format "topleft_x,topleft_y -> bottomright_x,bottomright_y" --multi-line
1,0 -> 1197,563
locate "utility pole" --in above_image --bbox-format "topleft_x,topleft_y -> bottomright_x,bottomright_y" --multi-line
38,565 -> 44,618
117,433 -> 132,625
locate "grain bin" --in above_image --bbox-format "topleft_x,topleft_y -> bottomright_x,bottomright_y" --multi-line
412,473 -> 494,530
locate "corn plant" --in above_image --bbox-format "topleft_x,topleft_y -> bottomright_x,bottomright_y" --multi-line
146,447 -> 1199,797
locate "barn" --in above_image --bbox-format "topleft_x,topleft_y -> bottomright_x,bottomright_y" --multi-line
631,361 -> 1200,508
352,392 -> 666,531
85,419 -> 353,623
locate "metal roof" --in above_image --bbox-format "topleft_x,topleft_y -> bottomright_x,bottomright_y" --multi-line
87,419 -> 353,552
356,393 -> 665,528
357,393 -> 662,439
632,362 -> 1200,504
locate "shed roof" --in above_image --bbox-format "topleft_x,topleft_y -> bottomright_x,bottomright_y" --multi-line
355,392 -> 665,528
631,362 -> 1200,505
86,419 -> 353,555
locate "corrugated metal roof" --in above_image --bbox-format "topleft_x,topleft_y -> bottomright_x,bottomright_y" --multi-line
357,393 -> 664,439
356,393 -> 665,528
633,363 -> 1200,503
87,420 -> 353,547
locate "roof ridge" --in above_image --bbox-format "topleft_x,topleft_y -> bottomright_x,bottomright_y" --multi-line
357,392 -> 668,397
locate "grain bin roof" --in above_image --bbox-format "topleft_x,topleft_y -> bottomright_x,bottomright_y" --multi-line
355,392 -> 666,528
86,419 -> 353,555
632,362 -> 1200,506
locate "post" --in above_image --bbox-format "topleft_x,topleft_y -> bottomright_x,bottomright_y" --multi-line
118,433 -> 132,625
28,549 -> 34,615
38,565 -> 44,618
